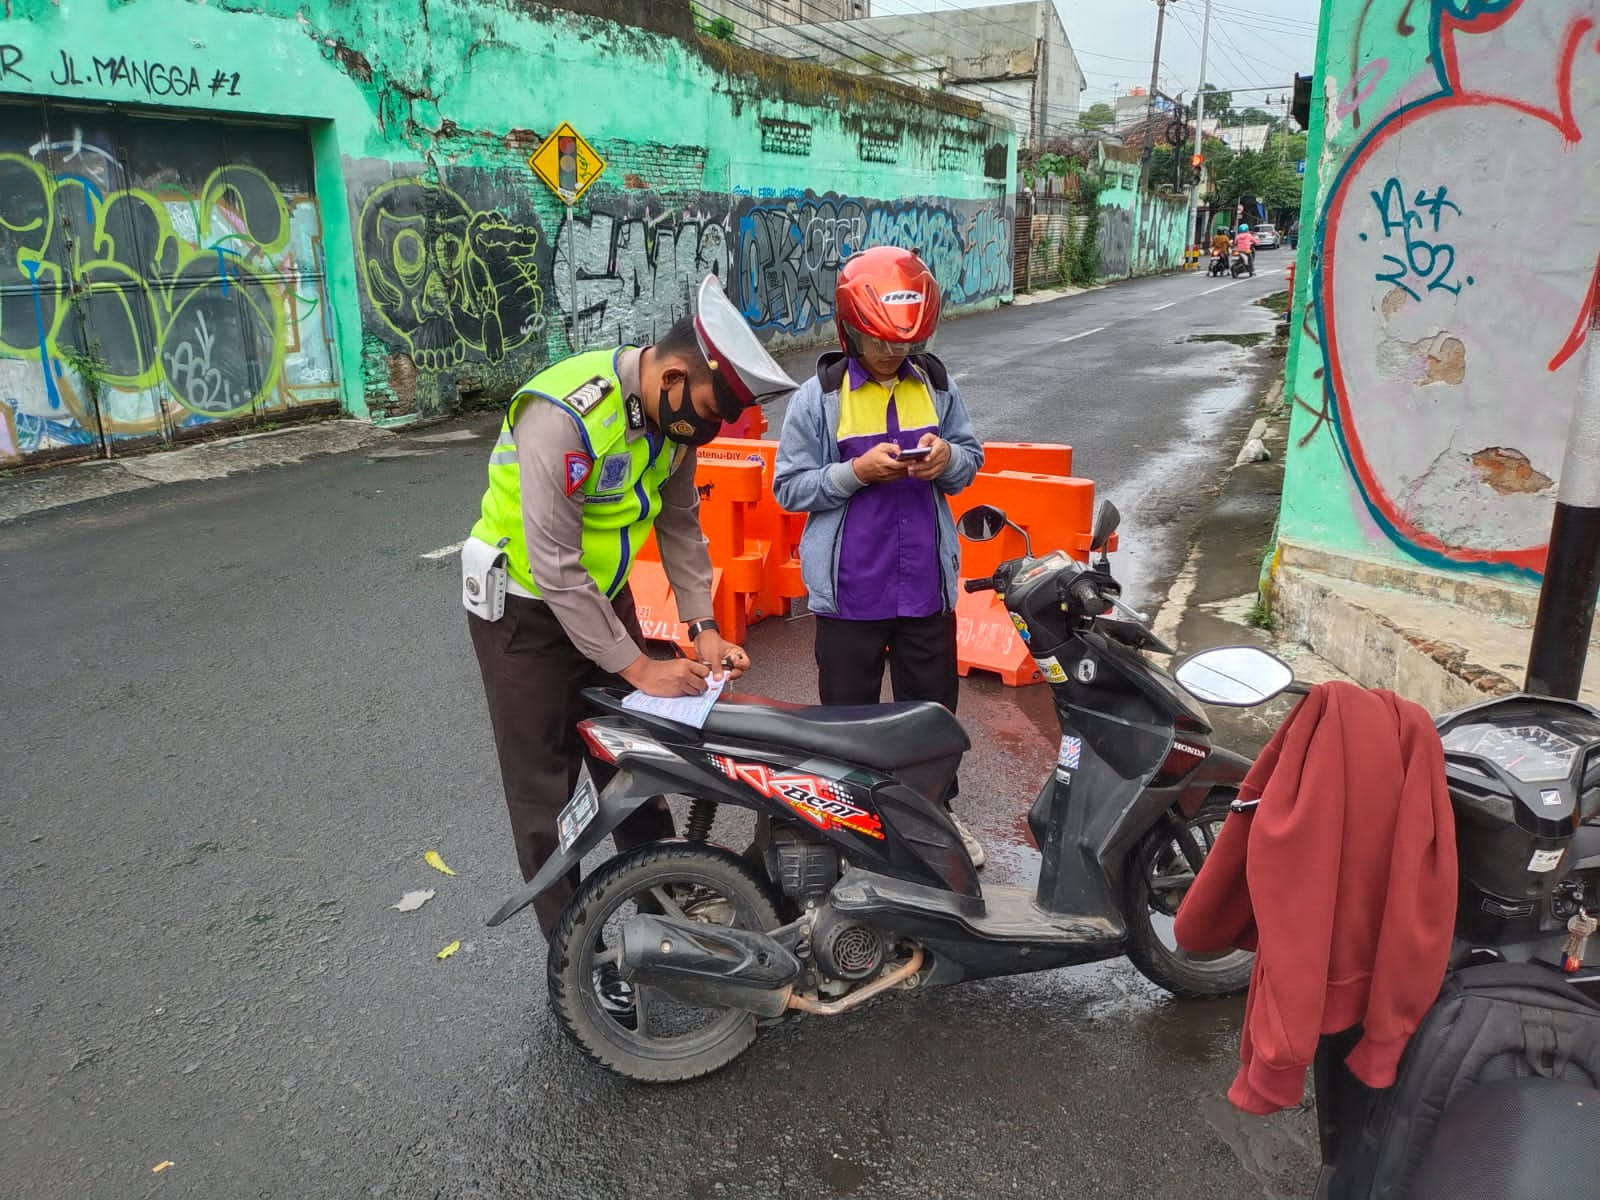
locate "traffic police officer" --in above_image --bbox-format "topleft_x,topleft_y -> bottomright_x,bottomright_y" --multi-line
463,275 -> 798,938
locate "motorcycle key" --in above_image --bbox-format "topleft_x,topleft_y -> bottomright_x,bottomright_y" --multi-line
1561,907 -> 1597,974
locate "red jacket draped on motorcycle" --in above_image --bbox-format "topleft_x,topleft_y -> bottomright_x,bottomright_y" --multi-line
1174,681 -> 1457,1115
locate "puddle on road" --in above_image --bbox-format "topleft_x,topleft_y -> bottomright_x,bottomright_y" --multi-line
1100,371 -> 1260,607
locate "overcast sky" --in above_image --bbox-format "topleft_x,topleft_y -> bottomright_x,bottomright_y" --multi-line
870,0 -> 1322,114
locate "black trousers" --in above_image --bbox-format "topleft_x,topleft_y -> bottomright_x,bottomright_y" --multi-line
814,612 -> 961,801
468,589 -> 673,937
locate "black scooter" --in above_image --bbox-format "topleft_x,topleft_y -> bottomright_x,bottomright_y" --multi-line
486,502 -> 1272,1082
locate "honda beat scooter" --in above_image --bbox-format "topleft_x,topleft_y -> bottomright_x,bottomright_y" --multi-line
487,502 -> 1287,1082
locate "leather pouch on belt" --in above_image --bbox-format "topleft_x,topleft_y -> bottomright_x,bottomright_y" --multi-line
460,538 -> 508,621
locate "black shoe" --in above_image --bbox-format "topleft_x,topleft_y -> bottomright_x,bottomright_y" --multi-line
593,962 -> 638,1030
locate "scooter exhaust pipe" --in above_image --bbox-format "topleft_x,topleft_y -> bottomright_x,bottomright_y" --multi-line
619,914 -> 801,1018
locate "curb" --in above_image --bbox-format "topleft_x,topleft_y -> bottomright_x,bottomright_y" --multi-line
0,420 -> 397,526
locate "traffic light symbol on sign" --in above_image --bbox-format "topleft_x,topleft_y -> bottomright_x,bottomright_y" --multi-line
558,136 -> 577,193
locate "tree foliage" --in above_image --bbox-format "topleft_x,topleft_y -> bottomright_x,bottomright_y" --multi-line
1199,81 -> 1232,116
1081,102 -> 1115,131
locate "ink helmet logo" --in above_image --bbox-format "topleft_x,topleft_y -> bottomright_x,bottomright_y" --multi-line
880,290 -> 924,305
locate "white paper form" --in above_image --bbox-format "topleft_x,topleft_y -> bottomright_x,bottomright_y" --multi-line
620,671 -> 728,729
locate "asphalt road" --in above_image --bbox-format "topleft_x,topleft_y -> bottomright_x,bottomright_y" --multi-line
1,261 -> 1318,1200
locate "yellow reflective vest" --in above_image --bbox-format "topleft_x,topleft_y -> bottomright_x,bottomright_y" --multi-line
470,349 -> 677,598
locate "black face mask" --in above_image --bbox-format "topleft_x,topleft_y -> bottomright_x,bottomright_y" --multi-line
660,378 -> 723,447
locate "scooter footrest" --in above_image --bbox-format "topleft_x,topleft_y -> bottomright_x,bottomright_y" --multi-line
831,870 -> 1123,946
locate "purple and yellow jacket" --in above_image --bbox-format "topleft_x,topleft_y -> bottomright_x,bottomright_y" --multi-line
773,352 -> 983,620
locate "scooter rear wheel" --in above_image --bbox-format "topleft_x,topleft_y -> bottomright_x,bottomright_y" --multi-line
547,842 -> 782,1083
1122,792 -> 1253,999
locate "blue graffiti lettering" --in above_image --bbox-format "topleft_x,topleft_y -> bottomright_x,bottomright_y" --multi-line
1367,178 -> 1471,302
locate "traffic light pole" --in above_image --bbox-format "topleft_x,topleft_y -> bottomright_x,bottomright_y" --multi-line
1185,0 -> 1214,248
566,202 -> 578,351
1527,282 -> 1600,699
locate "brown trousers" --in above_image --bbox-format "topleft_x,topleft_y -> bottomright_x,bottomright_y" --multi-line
468,589 -> 673,937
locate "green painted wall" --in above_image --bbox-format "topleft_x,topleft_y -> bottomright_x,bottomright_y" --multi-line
1280,0 -> 1598,585
0,0 -> 1014,460
1092,149 -> 1187,281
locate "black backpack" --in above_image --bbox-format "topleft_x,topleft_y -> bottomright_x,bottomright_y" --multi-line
1328,961 -> 1600,1199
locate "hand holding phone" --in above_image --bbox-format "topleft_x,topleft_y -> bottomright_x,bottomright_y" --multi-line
895,444 -> 933,461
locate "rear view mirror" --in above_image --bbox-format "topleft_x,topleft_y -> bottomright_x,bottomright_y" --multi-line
1175,646 -> 1295,707
1090,501 -> 1121,553
957,505 -> 1008,543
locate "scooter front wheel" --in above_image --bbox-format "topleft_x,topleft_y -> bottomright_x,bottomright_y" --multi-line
1122,792 -> 1253,999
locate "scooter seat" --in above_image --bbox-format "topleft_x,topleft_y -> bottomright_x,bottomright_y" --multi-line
1409,1077 -> 1600,1200
700,699 -> 971,770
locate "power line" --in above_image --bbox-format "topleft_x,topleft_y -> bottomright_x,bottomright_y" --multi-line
1211,3 -> 1320,34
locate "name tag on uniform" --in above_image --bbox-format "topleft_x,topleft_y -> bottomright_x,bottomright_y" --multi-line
596,452 -> 631,493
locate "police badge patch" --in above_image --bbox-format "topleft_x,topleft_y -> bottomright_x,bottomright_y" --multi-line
563,452 -> 592,496
562,376 -> 614,416
596,452 -> 632,492
626,395 -> 645,431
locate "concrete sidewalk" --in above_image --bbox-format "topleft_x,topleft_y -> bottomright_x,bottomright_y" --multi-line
0,420 -> 400,526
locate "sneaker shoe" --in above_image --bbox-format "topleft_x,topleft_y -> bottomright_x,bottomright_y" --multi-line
592,962 -> 638,1030
950,813 -> 987,869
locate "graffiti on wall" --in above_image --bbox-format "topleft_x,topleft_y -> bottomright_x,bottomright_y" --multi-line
0,107 -> 339,463
554,199 -> 733,348
357,175 -> 549,372
735,192 -> 1012,334
349,167 -> 1013,378
1311,0 -> 1600,577
1097,206 -> 1134,279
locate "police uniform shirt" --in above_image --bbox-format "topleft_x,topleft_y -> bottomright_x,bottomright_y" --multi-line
513,347 -> 714,673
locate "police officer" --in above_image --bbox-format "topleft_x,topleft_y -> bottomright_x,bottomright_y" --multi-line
463,275 -> 798,939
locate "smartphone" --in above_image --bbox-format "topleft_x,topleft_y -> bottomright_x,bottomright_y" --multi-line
896,445 -> 934,461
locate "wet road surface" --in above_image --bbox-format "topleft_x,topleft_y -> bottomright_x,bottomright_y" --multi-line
1,264 -> 1319,1199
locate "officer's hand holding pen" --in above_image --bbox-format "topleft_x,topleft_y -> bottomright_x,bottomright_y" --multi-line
693,631 -> 750,681
621,654 -> 713,697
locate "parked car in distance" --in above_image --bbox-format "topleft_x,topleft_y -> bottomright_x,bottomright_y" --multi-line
1255,223 -> 1280,249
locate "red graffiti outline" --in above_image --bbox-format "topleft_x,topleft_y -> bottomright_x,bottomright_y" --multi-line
1320,7 -> 1600,575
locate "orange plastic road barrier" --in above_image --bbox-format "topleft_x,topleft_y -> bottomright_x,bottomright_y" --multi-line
956,588 -> 1044,686
719,406 -> 768,441
696,438 -> 808,624
631,457 -> 764,649
979,441 -> 1072,478
956,471 -> 1097,579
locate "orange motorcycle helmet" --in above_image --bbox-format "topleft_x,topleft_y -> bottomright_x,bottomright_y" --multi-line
834,246 -> 942,358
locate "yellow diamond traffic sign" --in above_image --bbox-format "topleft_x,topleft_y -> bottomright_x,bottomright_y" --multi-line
529,121 -> 606,205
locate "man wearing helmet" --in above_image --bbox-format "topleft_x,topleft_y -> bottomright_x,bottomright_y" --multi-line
774,246 -> 989,866
462,275 -> 800,940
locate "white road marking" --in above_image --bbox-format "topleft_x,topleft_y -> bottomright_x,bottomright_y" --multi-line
421,541 -> 464,561
1149,301 -> 1176,312
1058,326 -> 1106,343
1201,281 -> 1241,295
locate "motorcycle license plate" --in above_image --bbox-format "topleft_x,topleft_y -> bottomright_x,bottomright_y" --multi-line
557,776 -> 600,854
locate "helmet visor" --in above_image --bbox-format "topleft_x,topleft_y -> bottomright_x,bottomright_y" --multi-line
855,331 -> 935,358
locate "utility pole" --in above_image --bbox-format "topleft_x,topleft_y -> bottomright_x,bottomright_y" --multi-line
1185,0 -> 1214,249
1527,276 -> 1600,698
1141,0 -> 1168,172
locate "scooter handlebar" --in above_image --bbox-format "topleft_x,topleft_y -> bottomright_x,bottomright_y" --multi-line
963,577 -> 996,593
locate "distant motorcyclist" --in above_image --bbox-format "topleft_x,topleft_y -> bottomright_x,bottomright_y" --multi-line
1209,227 -> 1233,277
1233,224 -> 1258,274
